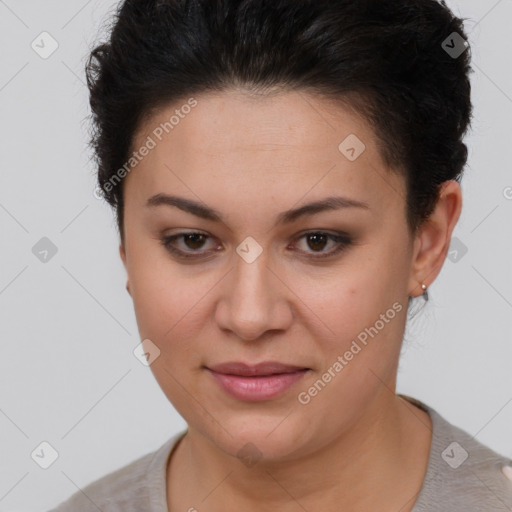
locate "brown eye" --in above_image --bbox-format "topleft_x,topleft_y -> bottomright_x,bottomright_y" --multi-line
160,232 -> 218,259
160,230 -> 352,261
294,231 -> 353,259
182,233 -> 207,250
306,233 -> 329,252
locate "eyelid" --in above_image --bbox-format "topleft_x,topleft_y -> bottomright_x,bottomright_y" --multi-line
160,231 -> 219,258
159,230 -> 353,260
291,231 -> 352,259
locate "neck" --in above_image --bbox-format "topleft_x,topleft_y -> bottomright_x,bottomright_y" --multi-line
167,393 -> 432,512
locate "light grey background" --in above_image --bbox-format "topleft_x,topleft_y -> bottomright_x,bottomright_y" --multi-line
0,1 -> 511,510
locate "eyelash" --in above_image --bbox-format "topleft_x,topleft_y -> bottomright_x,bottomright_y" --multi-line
159,231 -> 353,260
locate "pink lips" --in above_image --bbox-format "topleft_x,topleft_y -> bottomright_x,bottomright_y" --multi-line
206,362 -> 309,401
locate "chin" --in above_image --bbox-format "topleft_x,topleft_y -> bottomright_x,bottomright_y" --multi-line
199,413 -> 315,464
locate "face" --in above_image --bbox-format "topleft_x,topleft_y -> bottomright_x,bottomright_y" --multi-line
120,89 -> 419,461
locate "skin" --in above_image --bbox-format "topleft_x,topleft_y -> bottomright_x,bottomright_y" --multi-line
119,88 -> 462,511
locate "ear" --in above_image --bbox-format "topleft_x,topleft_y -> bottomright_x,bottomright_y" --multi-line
119,242 -> 131,296
408,180 -> 463,297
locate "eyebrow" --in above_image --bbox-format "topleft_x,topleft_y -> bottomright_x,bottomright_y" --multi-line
145,193 -> 370,226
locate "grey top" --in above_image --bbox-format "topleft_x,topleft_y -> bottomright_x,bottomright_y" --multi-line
47,395 -> 512,511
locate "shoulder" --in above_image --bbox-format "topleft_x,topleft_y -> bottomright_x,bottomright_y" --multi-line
404,396 -> 512,512
47,431 -> 186,512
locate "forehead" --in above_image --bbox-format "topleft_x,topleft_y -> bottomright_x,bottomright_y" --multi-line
135,89 -> 375,156
126,89 -> 405,215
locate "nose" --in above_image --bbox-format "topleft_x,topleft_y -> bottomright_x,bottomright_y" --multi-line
214,249 -> 293,341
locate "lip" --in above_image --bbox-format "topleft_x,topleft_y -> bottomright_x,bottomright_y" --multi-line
206,361 -> 310,401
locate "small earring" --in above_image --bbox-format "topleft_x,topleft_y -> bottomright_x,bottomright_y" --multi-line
421,283 -> 429,301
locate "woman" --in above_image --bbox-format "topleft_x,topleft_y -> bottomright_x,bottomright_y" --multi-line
49,0 -> 512,510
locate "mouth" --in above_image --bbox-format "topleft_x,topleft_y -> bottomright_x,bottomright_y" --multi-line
205,361 -> 310,401
207,361 -> 310,376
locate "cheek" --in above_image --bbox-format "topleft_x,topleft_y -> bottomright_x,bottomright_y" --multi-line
128,254 -> 218,360
296,264 -> 380,332
299,280 -> 407,419
306,282 -> 403,348
131,274 -> 197,342
126,246 -> 181,336
296,249 -> 408,362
